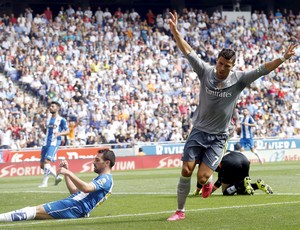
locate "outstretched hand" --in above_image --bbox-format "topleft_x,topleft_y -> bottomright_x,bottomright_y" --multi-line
168,11 -> 178,35
284,43 -> 298,60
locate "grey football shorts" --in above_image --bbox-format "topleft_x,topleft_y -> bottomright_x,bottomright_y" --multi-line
182,128 -> 228,170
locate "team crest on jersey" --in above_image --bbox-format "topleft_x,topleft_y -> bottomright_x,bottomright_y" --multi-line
97,178 -> 107,186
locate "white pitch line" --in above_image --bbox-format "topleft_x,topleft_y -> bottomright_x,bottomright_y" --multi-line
1,191 -> 300,196
0,200 -> 300,228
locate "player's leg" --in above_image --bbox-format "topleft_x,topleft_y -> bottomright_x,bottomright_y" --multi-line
39,146 -> 49,187
243,176 -> 254,195
42,146 -> 63,186
35,205 -> 55,219
239,138 -> 246,151
167,160 -> 196,221
252,179 -> 273,194
167,138 -> 200,221
249,140 -> 263,164
200,136 -> 227,198
0,206 -> 40,222
222,183 -> 237,195
192,181 -> 203,196
197,162 -> 214,198
192,162 -> 202,196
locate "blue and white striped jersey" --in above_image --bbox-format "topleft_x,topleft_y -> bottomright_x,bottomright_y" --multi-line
68,174 -> 113,215
241,115 -> 255,139
43,116 -> 68,146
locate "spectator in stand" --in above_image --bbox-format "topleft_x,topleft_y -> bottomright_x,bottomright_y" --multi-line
43,6 -> 53,22
0,6 -> 299,151
0,124 -> 12,149
146,9 -> 155,27
66,4 -> 75,18
67,120 -> 76,146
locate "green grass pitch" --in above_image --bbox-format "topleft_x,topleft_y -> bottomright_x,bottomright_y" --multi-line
0,161 -> 300,229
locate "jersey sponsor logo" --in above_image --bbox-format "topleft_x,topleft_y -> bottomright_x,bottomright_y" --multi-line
205,87 -> 232,97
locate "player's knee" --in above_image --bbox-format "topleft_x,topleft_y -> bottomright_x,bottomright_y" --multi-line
181,167 -> 193,177
197,174 -> 211,185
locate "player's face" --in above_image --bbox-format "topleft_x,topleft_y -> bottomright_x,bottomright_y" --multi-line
215,56 -> 234,80
243,109 -> 249,115
93,153 -> 108,174
49,104 -> 59,114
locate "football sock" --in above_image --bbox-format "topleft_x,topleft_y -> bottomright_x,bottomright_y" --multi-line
43,163 -> 58,181
46,163 -> 57,177
196,182 -> 203,190
177,176 -> 191,211
0,207 -> 36,222
42,164 -> 51,184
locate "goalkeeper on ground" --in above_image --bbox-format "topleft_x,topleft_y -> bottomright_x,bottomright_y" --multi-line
193,143 -> 273,196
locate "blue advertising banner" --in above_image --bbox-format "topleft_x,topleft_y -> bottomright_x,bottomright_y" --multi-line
141,139 -> 300,155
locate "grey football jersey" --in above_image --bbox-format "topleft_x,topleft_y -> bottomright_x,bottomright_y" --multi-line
186,51 -> 269,135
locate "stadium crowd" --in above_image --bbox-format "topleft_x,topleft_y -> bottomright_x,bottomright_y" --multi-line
0,5 -> 299,149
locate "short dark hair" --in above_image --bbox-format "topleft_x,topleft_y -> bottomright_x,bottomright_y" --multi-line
234,142 -> 242,151
98,149 -> 116,168
50,101 -> 61,107
218,48 -> 236,63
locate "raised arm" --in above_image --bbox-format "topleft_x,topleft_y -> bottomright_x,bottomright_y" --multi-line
57,160 -> 95,194
168,12 -> 192,55
264,43 -> 298,72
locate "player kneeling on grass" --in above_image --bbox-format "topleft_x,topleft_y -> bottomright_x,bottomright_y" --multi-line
0,149 -> 115,222
193,143 -> 273,196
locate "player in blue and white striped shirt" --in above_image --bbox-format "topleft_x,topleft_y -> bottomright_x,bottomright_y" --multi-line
240,108 -> 263,164
0,149 -> 115,221
38,101 -> 69,188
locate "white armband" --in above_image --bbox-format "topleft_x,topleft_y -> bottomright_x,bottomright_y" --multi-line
280,56 -> 286,62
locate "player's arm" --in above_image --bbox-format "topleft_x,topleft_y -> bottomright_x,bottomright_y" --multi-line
58,160 -> 95,194
57,129 -> 70,137
168,11 -> 192,55
57,119 -> 70,137
244,122 -> 255,127
263,43 -> 297,72
243,117 -> 256,127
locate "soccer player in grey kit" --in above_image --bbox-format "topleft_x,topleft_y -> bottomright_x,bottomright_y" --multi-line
167,11 -> 298,221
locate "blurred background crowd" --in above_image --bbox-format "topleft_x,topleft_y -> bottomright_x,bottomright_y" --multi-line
0,4 -> 299,149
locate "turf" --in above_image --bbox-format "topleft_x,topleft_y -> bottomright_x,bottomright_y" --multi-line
0,161 -> 300,229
